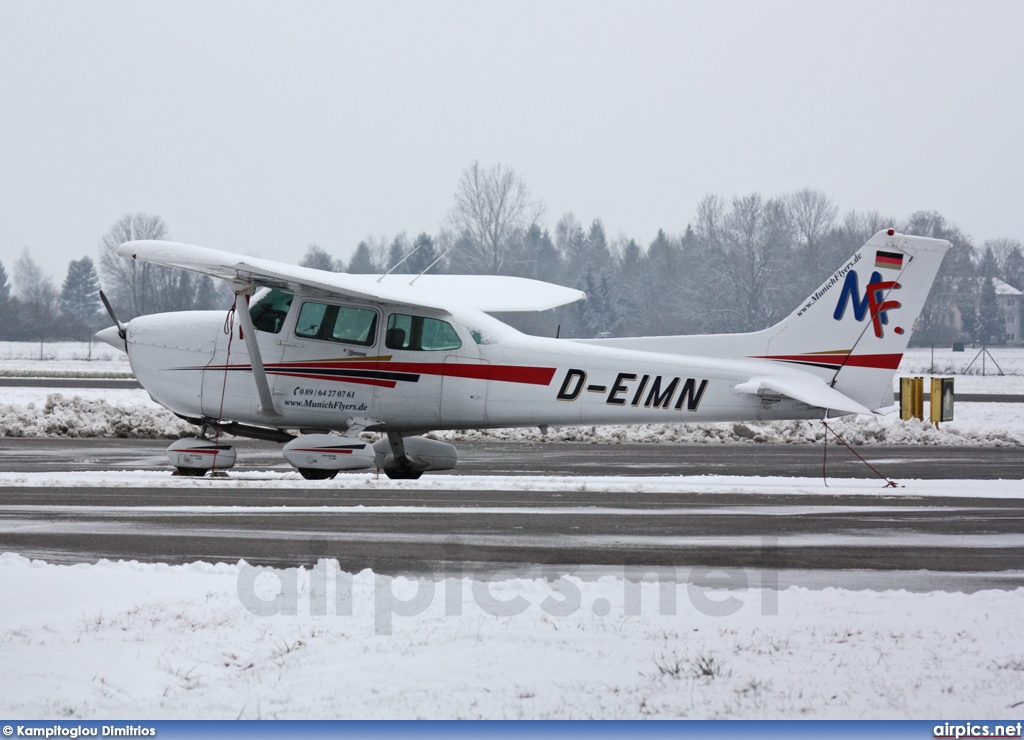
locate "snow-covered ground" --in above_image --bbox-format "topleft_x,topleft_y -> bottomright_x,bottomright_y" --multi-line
0,552 -> 1022,719
1,469 -> 1022,497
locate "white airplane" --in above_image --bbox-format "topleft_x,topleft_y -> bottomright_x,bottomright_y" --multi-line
96,229 -> 949,479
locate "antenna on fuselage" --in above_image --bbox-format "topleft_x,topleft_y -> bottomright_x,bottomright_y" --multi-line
409,244 -> 457,285
376,240 -> 427,283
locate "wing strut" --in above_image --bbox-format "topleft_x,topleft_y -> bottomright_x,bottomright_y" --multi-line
234,288 -> 282,421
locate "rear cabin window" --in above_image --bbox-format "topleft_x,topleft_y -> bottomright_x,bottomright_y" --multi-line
385,314 -> 462,351
249,289 -> 294,334
294,302 -> 378,346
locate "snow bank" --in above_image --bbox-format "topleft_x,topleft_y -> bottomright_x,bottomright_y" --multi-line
430,412 -> 1024,447
1,554 -> 1022,719
0,393 -> 192,439
1,392 -> 1023,445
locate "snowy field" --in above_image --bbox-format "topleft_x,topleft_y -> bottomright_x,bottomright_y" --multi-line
0,341 -> 131,378
1,552 -> 1022,719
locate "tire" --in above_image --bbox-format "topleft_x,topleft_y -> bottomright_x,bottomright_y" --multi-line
384,468 -> 422,480
174,467 -> 208,477
298,468 -> 338,480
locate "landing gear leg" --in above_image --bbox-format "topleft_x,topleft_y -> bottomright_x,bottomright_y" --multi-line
383,432 -> 423,480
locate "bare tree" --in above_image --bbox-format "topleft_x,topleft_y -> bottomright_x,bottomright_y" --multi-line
714,194 -> 794,331
692,193 -> 726,249
13,248 -> 59,339
14,248 -> 58,311
447,161 -> 543,274
97,212 -> 170,318
786,188 -> 838,256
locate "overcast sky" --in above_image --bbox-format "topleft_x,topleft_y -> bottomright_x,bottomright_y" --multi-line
2,0 -> 1022,281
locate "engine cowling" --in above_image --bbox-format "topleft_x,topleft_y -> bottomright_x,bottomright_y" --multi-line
282,434 -> 376,480
167,437 -> 236,476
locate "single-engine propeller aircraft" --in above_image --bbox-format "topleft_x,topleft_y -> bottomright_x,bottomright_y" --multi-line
96,229 -> 949,479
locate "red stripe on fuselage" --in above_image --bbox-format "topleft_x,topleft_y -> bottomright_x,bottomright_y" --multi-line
262,361 -> 556,386
753,353 -> 903,370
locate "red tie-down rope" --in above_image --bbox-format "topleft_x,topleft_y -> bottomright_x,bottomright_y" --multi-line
821,419 -> 898,488
211,295 -> 239,474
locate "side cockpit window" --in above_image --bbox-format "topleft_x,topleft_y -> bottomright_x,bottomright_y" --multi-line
249,289 -> 294,334
295,301 -> 378,346
385,314 -> 462,351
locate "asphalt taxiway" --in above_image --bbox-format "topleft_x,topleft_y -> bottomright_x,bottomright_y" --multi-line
0,437 -> 1021,478
0,438 -> 1021,589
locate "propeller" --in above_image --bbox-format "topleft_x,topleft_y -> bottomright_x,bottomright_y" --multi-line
99,290 -> 126,340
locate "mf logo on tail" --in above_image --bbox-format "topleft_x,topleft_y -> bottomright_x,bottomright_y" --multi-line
833,269 -> 903,338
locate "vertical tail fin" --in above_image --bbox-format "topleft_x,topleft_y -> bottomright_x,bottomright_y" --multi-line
758,229 -> 950,409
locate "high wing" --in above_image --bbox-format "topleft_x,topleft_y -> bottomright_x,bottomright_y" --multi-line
733,374 -> 875,416
118,240 -> 586,313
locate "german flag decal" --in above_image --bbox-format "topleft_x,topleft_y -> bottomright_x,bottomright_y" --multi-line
875,250 -> 904,270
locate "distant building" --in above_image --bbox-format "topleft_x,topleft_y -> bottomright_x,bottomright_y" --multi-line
943,278 -> 1023,346
996,278 -> 1023,345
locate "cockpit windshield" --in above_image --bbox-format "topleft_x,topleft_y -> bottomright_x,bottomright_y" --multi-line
249,288 -> 294,334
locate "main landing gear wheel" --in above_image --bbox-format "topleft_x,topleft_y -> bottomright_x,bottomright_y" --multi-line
298,468 -> 339,480
384,469 -> 422,480
174,467 -> 208,477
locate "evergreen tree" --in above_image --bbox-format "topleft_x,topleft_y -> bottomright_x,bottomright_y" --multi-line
0,260 -> 18,340
976,277 -> 1002,344
385,234 -> 410,273
406,233 -> 440,274
347,241 -> 378,274
0,260 -> 10,304
587,220 -> 610,262
644,229 -> 686,335
194,275 -> 229,310
299,244 -> 343,272
517,224 -> 561,282
60,256 -> 103,329
977,245 -> 999,278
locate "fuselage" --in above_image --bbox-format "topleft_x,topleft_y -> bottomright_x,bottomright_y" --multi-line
121,288 -> 830,434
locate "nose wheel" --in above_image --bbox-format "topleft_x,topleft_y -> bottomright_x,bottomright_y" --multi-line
384,468 -> 422,480
297,468 -> 339,480
174,467 -> 211,477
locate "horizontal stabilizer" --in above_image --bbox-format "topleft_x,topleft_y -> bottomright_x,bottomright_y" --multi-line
734,375 -> 874,416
